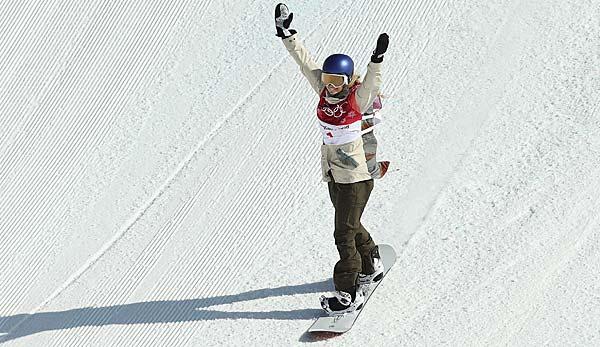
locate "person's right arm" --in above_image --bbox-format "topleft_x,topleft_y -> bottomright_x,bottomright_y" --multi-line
275,3 -> 323,95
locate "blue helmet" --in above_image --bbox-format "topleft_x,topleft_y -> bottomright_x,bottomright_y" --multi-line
322,54 -> 354,81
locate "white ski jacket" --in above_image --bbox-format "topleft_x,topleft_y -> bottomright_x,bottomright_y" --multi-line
282,33 -> 383,183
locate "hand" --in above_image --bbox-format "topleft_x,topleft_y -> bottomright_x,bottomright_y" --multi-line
274,3 -> 297,38
371,33 -> 389,63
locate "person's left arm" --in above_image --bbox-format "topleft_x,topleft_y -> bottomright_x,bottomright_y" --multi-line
354,33 -> 389,113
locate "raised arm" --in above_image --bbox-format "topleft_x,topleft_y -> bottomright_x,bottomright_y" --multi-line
275,3 -> 323,95
355,33 -> 389,113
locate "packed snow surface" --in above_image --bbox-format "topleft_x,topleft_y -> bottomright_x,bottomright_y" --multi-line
1,0 -> 599,346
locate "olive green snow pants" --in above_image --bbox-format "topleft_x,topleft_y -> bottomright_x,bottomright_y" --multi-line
327,175 -> 377,292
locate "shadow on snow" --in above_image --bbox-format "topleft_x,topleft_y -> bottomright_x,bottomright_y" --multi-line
0,279 -> 330,342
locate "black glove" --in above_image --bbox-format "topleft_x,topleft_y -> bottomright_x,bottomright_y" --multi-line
371,33 -> 389,63
275,3 -> 297,38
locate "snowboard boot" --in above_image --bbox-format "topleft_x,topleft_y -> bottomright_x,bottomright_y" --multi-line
358,246 -> 384,294
320,286 -> 364,316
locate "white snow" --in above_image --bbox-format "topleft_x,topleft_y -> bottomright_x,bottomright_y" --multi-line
1,0 -> 599,346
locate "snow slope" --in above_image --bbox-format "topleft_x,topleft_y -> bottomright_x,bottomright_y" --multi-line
1,0 -> 599,346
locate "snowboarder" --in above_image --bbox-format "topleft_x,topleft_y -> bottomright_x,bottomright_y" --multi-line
274,3 -> 389,315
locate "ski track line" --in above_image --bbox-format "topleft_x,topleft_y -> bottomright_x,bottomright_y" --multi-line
53,0 -> 188,306
22,0 -> 225,342
60,0 -> 276,340
94,169 -> 222,340
0,1 -> 84,161
64,1 -> 185,314
59,0 -> 188,304
358,0 -> 421,89
363,0 -> 448,101
169,188 -> 301,345
0,0 -> 113,205
390,0 -> 443,80
0,1 -> 95,163
55,0 -> 195,341
0,1 -> 51,71
0,1 -> 48,84
338,0 -> 381,59
0,0 -> 135,272
386,0 -> 450,91
2,0 -> 191,339
1,1 -> 114,180
2,0 -> 95,314
0,1 -> 112,311
67,0 -> 238,339
0,2 -> 127,316
127,69 -> 313,347
0,2 -> 45,153
390,0 -> 445,84
0,1 -> 30,67
0,106 -> 115,304
61,11 -> 204,342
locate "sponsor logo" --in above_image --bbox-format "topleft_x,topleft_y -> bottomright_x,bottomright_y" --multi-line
320,101 -> 348,118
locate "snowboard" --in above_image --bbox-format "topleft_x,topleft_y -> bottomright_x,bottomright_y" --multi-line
308,244 -> 397,334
